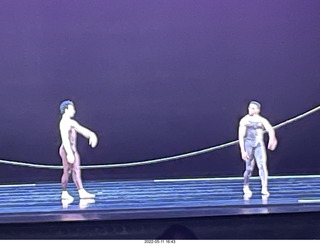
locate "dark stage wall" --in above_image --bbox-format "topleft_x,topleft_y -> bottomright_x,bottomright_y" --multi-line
0,0 -> 319,184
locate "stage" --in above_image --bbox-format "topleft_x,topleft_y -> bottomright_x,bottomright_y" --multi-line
0,175 -> 320,239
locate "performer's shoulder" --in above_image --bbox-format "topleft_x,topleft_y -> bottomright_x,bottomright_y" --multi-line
60,118 -> 77,128
239,115 -> 249,125
257,115 -> 268,123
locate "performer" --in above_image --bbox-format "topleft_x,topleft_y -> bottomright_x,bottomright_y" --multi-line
238,101 -> 277,196
59,100 -> 98,200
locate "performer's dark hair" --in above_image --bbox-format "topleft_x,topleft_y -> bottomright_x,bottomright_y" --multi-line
249,100 -> 261,109
59,100 -> 74,114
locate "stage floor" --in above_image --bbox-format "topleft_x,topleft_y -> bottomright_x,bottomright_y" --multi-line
1,175 -> 320,224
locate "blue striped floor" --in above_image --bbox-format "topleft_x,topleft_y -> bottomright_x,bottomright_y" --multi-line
1,175 -> 320,224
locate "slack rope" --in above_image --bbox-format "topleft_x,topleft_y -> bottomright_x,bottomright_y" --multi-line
0,105 -> 319,170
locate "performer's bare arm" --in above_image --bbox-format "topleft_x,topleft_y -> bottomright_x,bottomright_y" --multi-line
238,117 -> 249,161
261,117 -> 277,151
60,119 -> 75,163
71,120 -> 98,148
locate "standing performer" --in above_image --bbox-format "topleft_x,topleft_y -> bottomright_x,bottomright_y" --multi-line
238,101 -> 277,196
59,100 -> 98,200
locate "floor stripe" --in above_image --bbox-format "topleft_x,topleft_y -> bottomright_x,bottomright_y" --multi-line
154,174 -> 320,182
298,199 -> 320,203
0,184 -> 36,188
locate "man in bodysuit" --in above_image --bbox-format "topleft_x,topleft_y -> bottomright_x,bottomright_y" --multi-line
238,101 -> 277,196
59,100 -> 98,200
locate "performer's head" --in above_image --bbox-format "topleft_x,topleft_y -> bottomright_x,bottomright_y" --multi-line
248,100 -> 261,116
60,100 -> 75,117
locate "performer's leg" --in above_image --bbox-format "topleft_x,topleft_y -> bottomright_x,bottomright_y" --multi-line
243,141 -> 254,194
60,147 -> 73,200
243,143 -> 254,185
61,164 -> 71,191
71,152 -> 84,190
72,152 -> 95,199
255,143 -> 269,195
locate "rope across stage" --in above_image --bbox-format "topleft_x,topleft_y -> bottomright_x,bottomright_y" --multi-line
0,105 -> 319,170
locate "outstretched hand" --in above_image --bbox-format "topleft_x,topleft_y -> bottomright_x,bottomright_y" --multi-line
89,133 -> 98,148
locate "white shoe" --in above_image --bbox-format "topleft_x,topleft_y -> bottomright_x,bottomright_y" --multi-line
261,194 -> 269,204
243,185 -> 252,195
261,187 -> 270,196
61,191 -> 74,201
78,189 -> 95,199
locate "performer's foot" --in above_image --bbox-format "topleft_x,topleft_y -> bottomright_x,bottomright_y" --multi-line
243,185 -> 252,195
261,187 -> 270,196
61,190 -> 74,201
78,188 -> 95,199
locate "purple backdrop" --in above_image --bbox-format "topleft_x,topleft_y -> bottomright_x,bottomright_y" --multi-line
0,0 -> 319,183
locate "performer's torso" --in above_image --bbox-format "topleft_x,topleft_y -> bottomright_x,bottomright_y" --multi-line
68,127 -> 77,151
245,120 -> 264,143
60,126 -> 77,153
